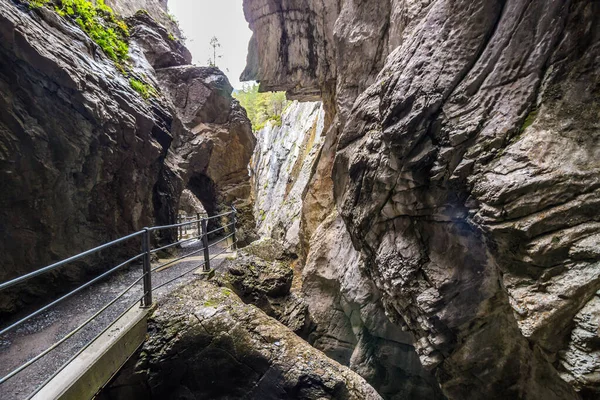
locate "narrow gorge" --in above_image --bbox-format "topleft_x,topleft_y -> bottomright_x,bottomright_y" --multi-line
0,0 -> 599,399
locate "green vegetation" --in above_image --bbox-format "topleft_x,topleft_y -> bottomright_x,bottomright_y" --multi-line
26,0 -> 129,64
521,109 -> 538,132
24,0 -> 161,101
233,83 -> 290,131
207,36 -> 222,67
27,0 -> 50,8
168,33 -> 176,41
129,78 -> 156,100
203,299 -> 219,307
167,12 -> 178,23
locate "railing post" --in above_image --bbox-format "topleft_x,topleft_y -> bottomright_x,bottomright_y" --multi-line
141,228 -> 152,307
201,219 -> 210,272
231,205 -> 237,251
196,213 -> 201,238
177,215 -> 181,240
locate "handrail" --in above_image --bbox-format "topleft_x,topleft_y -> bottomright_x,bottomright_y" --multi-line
0,252 -> 145,337
0,272 -> 147,385
150,234 -> 201,255
206,221 -> 235,237
147,219 -> 201,232
0,230 -> 145,292
0,205 -> 239,394
205,210 -> 235,221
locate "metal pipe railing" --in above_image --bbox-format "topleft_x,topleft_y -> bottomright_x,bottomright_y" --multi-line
0,205 -> 239,391
0,252 -> 144,337
0,230 -> 145,292
147,218 -> 201,232
0,272 -> 147,385
205,210 -> 235,221
27,295 -> 144,399
150,235 -> 201,255
150,245 -> 207,273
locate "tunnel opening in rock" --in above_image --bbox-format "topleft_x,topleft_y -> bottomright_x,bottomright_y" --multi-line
186,174 -> 218,217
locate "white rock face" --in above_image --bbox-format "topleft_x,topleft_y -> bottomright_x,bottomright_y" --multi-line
251,101 -> 325,253
559,293 -> 600,394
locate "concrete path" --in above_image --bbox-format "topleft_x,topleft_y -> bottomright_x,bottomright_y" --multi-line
0,238 -> 234,400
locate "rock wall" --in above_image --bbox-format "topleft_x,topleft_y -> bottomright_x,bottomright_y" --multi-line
0,1 -> 254,313
243,0 -> 600,399
248,54 -> 442,400
251,100 -> 325,254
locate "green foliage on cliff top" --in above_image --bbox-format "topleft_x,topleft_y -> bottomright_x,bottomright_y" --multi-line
234,83 -> 290,131
26,0 -> 129,64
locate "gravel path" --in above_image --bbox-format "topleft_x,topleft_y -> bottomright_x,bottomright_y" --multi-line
0,237 -> 235,400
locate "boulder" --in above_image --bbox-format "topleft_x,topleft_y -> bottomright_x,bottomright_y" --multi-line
98,279 -> 383,400
219,238 -> 309,333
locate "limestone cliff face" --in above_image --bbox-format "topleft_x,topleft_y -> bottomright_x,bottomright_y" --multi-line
251,101 -> 325,254
0,1 -> 254,312
249,72 -> 442,400
243,0 -> 600,399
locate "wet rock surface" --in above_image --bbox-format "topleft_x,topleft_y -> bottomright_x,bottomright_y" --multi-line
243,0 -> 600,398
0,0 -> 168,312
98,279 -> 383,400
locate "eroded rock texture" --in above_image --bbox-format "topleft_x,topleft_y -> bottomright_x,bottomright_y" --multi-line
0,1 -> 254,313
251,101 -> 325,253
98,279 -> 383,400
153,65 -> 256,242
243,0 -> 599,398
219,238 -> 310,333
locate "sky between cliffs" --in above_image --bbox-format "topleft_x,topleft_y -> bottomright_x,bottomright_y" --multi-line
168,0 -> 253,90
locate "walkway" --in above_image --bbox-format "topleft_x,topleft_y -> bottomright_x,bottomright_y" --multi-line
0,238 -> 234,400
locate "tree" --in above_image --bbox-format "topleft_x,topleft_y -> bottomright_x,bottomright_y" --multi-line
208,36 -> 222,67
233,83 -> 291,131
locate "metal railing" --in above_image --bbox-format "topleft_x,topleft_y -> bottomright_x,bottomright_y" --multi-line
0,206 -> 238,396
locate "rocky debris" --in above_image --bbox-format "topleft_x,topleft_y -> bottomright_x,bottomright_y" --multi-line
219,239 -> 309,333
251,101 -> 325,254
98,279 -> 383,400
243,0 -> 599,398
0,2 -> 255,313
